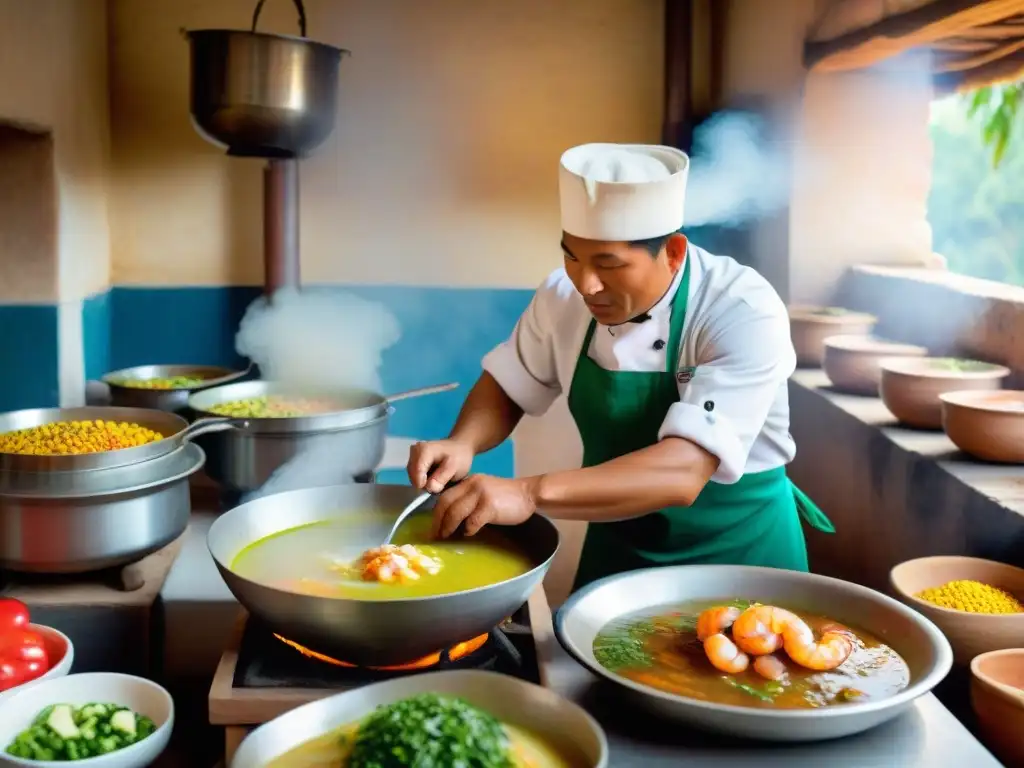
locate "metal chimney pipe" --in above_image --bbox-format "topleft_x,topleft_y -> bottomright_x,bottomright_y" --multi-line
263,158 -> 300,295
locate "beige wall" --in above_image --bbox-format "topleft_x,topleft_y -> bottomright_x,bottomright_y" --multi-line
720,0 -> 934,306
108,0 -> 665,288
0,0 -> 111,304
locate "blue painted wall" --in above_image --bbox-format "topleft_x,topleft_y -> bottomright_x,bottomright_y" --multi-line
94,285 -> 530,479
0,304 -> 59,412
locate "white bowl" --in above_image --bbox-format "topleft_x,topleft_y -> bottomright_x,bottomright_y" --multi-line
231,669 -> 608,767
0,625 -> 75,703
0,673 -> 173,768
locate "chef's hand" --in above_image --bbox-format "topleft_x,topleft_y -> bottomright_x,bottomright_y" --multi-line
431,475 -> 539,539
407,439 -> 474,493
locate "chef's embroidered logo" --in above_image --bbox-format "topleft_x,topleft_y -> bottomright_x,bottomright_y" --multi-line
676,366 -> 696,384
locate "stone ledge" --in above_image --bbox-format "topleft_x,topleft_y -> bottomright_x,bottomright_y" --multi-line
787,369 -> 1024,594
835,265 -> 1024,384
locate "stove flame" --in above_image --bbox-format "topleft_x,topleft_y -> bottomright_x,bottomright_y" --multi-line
273,633 -> 490,670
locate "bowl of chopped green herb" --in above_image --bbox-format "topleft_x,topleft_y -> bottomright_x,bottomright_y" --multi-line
230,669 -> 607,767
0,673 -> 173,766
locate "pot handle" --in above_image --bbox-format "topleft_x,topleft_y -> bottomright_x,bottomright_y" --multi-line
386,382 -> 460,404
180,417 -> 250,441
251,0 -> 307,37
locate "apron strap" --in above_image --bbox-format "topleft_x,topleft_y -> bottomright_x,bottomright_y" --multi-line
664,255 -> 692,375
790,481 -> 836,533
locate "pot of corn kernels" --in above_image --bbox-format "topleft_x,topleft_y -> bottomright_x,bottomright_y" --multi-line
0,406 -> 245,474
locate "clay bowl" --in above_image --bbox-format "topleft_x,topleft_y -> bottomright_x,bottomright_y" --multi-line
788,306 -> 877,368
890,556 -> 1024,665
970,649 -> 1024,767
940,390 -> 1024,464
821,335 -> 927,395
878,357 -> 1010,430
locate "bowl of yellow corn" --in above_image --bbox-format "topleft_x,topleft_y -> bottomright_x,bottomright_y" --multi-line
890,556 -> 1024,665
0,406 -> 236,474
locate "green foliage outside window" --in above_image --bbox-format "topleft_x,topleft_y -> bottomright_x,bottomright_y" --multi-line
927,83 -> 1024,287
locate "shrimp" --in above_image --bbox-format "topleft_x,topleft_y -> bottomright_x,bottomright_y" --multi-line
703,633 -> 750,674
731,605 -> 799,655
782,622 -> 855,671
752,653 -> 788,681
733,605 -> 856,670
695,606 -> 742,642
357,544 -> 443,583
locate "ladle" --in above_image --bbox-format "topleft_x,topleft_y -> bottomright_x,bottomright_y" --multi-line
381,492 -> 431,546
381,477 -> 460,546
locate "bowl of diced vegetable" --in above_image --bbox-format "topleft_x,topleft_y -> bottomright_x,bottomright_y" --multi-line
0,673 -> 173,766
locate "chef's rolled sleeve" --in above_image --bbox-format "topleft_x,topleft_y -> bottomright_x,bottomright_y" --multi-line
658,297 -> 796,484
481,287 -> 561,417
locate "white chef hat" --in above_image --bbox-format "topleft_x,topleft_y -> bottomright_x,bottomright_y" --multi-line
559,143 -> 689,241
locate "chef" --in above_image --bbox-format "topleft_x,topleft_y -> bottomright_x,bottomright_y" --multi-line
407,142 -> 834,590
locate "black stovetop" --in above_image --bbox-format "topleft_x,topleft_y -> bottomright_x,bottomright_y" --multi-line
233,604 -> 540,689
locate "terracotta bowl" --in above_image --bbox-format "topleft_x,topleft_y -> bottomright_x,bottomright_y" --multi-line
787,306 -> 877,368
878,357 -> 1010,430
940,390 -> 1024,464
890,556 -> 1024,665
970,649 -> 1024,767
821,335 -> 927,395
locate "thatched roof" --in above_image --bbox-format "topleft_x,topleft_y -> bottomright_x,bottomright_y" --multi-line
806,0 -> 1024,91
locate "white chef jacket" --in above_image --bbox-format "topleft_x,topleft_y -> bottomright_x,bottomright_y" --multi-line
482,244 -> 797,485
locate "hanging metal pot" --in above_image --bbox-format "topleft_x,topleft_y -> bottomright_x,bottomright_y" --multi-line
185,0 -> 349,158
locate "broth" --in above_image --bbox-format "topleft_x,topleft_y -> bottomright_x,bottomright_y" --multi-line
267,721 -> 583,768
594,599 -> 911,710
231,512 -> 535,600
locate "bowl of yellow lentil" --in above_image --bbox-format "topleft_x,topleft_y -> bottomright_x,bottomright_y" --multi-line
890,556 -> 1024,665
103,364 -> 251,412
0,406 -> 241,473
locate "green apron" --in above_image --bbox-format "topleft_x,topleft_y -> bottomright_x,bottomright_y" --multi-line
568,258 -> 834,591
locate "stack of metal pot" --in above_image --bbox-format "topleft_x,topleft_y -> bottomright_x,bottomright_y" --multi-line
0,406 -> 232,573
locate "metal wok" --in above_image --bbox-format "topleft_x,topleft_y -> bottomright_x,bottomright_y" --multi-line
207,483 -> 560,666
0,406 -> 238,473
187,380 -> 457,492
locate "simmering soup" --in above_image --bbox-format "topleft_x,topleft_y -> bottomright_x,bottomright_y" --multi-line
231,512 -> 535,600
267,694 -> 585,767
594,599 -> 911,710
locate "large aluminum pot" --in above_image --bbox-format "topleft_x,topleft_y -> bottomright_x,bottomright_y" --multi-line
103,363 -> 251,412
0,443 -> 205,573
231,671 -> 609,768
555,565 -> 953,742
207,483 -> 560,666
0,406 -> 238,473
185,0 -> 349,158
187,380 -> 457,493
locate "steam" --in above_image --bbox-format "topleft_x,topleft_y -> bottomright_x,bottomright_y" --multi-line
237,287 -> 400,392
235,287 -> 401,501
684,110 -> 791,228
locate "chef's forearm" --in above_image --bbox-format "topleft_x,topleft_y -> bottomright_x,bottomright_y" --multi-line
448,372 -> 524,454
527,438 -> 720,522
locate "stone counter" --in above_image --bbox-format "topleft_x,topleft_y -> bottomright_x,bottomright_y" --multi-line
788,370 -> 1024,594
